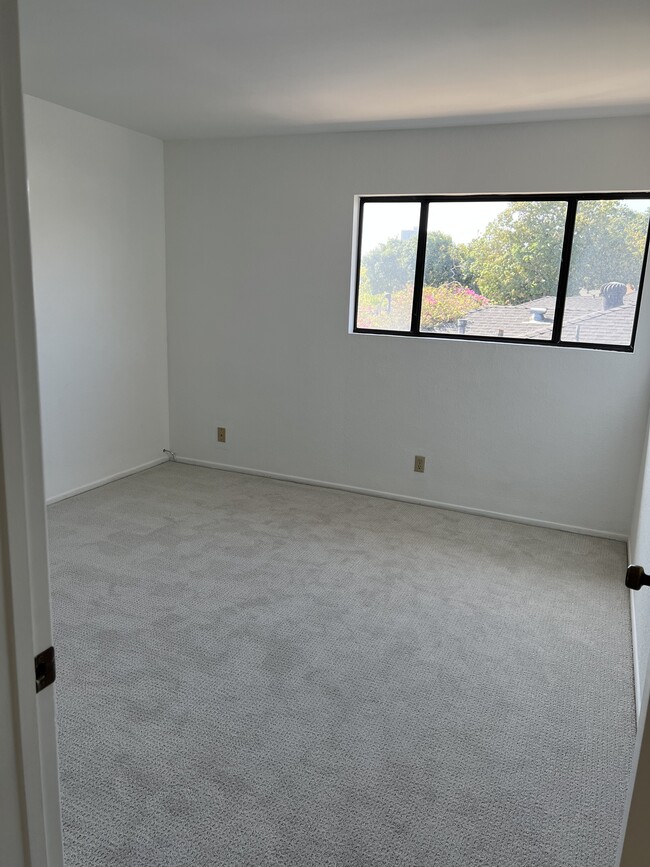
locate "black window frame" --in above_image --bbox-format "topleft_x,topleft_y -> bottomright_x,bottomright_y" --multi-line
353,192 -> 650,352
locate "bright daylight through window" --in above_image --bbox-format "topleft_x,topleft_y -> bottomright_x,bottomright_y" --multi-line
353,195 -> 650,350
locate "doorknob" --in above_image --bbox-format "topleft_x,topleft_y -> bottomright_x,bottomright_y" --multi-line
626,564 -> 650,590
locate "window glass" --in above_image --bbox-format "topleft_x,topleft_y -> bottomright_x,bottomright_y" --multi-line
353,194 -> 650,350
560,199 -> 650,346
356,201 -> 421,331
419,201 -> 567,340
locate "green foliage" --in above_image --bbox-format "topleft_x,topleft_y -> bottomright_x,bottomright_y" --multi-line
423,232 -> 458,287
359,199 -> 648,310
420,283 -> 490,330
356,281 -> 490,331
449,241 -> 477,289
361,231 -> 458,297
568,200 -> 648,293
468,201 -> 567,305
356,281 -> 413,330
362,236 -> 417,297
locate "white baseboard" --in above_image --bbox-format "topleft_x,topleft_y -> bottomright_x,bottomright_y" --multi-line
46,456 -> 169,505
173,455 -> 627,541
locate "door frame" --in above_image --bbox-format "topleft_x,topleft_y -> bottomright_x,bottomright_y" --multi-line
618,674 -> 650,865
0,0 -> 64,863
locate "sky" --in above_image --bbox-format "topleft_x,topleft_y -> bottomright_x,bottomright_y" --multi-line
361,200 -> 509,255
360,198 -> 650,256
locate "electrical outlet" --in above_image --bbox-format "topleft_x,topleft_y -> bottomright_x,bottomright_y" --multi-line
217,427 -> 226,444
414,455 -> 425,473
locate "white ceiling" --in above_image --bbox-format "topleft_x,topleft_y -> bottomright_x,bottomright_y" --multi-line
18,0 -> 650,140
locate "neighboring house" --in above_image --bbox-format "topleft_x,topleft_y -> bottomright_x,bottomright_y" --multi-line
433,291 -> 638,344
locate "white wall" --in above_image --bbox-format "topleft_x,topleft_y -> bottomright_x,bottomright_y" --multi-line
24,96 -> 169,502
165,117 -> 650,538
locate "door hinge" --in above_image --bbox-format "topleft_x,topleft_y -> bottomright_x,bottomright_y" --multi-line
34,646 -> 56,693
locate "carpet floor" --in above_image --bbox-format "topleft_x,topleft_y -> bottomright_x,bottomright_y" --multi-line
48,462 -> 635,866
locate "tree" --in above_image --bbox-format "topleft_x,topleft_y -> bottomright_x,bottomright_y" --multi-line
361,231 -> 457,296
360,200 -> 649,310
468,201 -> 567,305
423,231 -> 457,287
567,200 -> 648,293
449,241 -> 477,290
467,199 -> 648,305
362,236 -> 418,297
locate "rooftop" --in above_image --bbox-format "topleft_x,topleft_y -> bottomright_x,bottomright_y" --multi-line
431,290 -> 638,345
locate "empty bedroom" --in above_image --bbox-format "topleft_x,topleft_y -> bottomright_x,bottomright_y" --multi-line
2,0 -> 650,865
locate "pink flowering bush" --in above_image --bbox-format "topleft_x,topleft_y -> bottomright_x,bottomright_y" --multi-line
356,285 -> 413,330
357,280 -> 490,331
420,283 -> 490,330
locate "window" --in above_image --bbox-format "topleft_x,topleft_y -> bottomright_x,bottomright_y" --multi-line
353,194 -> 650,350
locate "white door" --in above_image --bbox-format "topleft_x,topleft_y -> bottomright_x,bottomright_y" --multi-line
618,681 -> 650,865
0,0 -> 64,863
618,410 -> 650,866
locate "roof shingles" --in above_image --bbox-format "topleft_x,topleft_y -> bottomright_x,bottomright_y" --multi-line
427,292 -> 638,345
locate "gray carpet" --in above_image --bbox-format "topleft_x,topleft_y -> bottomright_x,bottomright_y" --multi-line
48,462 -> 635,867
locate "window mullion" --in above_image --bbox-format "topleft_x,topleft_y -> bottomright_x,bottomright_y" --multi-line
410,201 -> 429,334
353,199 -> 366,333
551,199 -> 577,344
